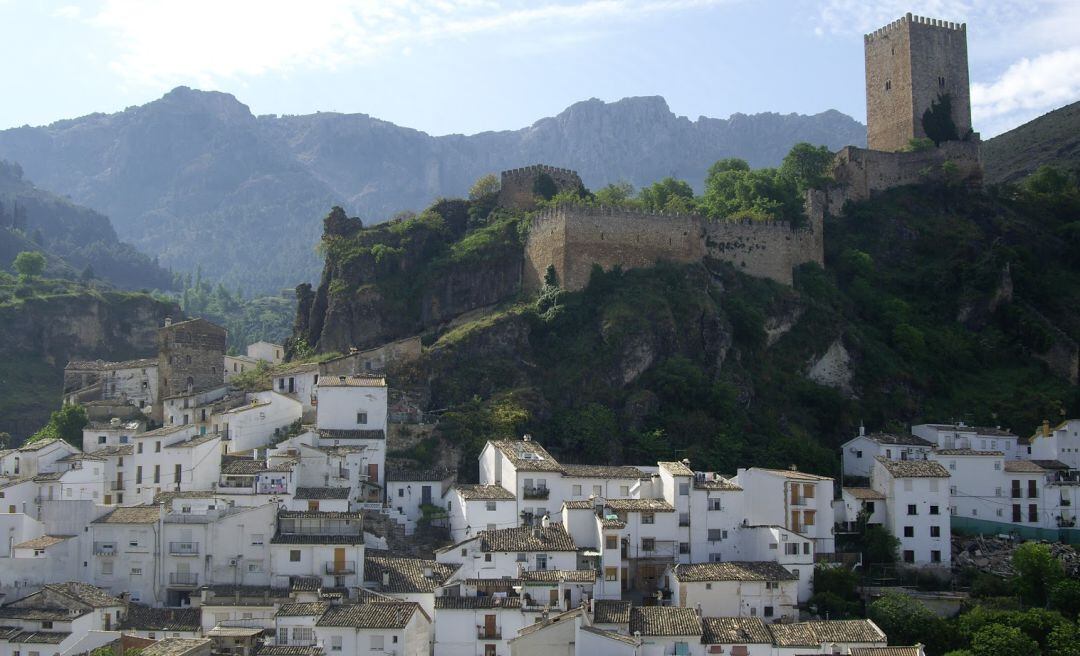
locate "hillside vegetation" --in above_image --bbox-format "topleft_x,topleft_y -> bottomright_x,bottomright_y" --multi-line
983,100 -> 1080,184
299,151 -> 1080,478
0,87 -> 864,292
0,160 -> 173,290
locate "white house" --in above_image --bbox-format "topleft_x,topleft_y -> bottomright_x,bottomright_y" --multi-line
446,485 -> 519,541
215,391 -> 302,453
1027,419 -> 1080,469
699,617 -> 773,656
913,423 -> 1022,460
665,561 -> 799,621
274,363 -> 320,419
247,342 -> 285,364
436,525 -> 578,580
386,467 -> 454,530
316,375 -> 389,493
433,596 -> 526,656
733,468 -> 835,555
313,601 -> 430,656
870,458 -> 951,567
269,510 -> 366,590
82,418 -> 145,453
224,355 -> 262,383
841,428 -> 935,478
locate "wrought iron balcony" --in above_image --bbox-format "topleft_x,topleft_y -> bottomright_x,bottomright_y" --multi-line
522,486 -> 549,500
169,572 -> 199,586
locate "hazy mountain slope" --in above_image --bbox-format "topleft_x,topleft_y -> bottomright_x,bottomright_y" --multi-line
0,160 -> 173,289
982,101 -> 1080,184
0,88 -> 866,293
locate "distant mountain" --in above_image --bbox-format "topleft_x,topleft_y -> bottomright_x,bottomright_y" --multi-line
0,88 -> 866,293
0,160 -> 173,290
983,101 -> 1080,184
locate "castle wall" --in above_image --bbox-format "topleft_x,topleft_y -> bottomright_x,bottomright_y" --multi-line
156,318 -> 227,419
828,141 -> 982,212
865,14 -> 971,151
499,165 -> 584,211
523,203 -> 823,293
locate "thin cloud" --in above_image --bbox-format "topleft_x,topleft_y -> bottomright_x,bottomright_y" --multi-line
70,0 -> 733,88
972,47 -> 1080,136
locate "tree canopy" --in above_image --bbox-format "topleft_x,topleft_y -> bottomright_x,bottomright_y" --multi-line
13,250 -> 45,279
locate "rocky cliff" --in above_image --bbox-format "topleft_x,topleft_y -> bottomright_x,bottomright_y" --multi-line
0,88 -> 865,293
0,291 -> 178,438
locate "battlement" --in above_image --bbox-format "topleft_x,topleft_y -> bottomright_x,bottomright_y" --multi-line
498,164 -> 585,211
865,13 -> 966,41
523,200 -> 824,293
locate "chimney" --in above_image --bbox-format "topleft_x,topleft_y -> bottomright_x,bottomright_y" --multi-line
789,464 -> 798,471
381,572 -> 390,588
164,317 -> 173,327
541,514 -> 550,528
859,423 -> 865,437
423,566 -> 433,579
522,434 -> 532,442
1043,419 -> 1051,437
532,528 -> 542,539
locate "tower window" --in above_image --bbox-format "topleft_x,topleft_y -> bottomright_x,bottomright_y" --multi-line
939,76 -> 946,87
885,80 -> 891,91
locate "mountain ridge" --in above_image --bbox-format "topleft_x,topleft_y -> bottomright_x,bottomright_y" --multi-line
0,88 -> 867,293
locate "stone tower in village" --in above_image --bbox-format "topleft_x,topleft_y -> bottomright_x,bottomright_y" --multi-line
864,13 -> 973,151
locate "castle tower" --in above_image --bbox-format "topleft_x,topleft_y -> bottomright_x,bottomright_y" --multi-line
865,13 -> 972,151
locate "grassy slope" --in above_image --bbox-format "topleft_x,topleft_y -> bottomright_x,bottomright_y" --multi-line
409,182 -> 1080,480
983,101 -> 1080,184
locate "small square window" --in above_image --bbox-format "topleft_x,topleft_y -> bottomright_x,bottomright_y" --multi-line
903,526 -> 914,538
289,550 -> 301,562
357,412 -> 368,425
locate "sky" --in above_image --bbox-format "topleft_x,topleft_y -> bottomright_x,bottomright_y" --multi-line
1,0 -> 1078,139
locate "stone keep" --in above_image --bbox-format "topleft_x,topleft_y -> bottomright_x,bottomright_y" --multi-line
865,14 -> 972,152
155,317 -> 226,415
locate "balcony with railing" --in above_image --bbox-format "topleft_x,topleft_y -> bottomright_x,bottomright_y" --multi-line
109,481 -> 124,491
324,561 -> 356,575
169,541 -> 200,556
93,542 -> 116,556
169,572 -> 199,586
257,483 -> 289,495
477,627 -> 502,640
623,539 -> 678,561
522,486 -> 549,500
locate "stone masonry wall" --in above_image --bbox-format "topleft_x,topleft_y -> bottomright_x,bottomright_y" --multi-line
523,202 -> 824,293
827,141 -> 982,214
865,14 -> 971,151
156,318 -> 226,416
499,165 -> 584,211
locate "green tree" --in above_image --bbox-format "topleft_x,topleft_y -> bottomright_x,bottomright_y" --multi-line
638,177 -> 695,213
779,142 -> 833,193
702,158 -> 801,222
29,404 -> 88,447
533,173 -> 558,201
861,524 -> 900,564
868,592 -> 937,646
922,93 -> 960,145
554,403 -> 619,462
468,174 -> 500,201
1047,621 -> 1080,656
1050,580 -> 1080,619
13,251 -> 45,279
970,623 -> 1039,656
1013,542 -> 1064,606
543,265 -> 559,288
594,181 -> 635,207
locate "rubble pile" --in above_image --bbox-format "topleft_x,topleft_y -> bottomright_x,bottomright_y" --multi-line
952,535 -> 1080,578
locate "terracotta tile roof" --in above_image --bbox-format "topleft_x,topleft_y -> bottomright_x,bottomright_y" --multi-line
271,534 -> 364,545
119,605 -> 201,632
700,617 -> 772,644
972,426 -> 1018,438
140,638 -> 213,656
18,438 -> 65,452
33,472 -> 65,482
934,449 -> 1003,456
844,487 -> 886,500
560,464 -> 648,479
478,525 -> 576,552
490,439 -> 562,472
673,562 -> 797,582
629,607 -> 703,637
275,603 -> 329,617
849,648 -> 924,656
318,375 -> 387,387
221,457 -> 269,475
579,625 -> 641,646
88,445 -> 134,457
385,466 -> 454,482
58,452 -> 105,462
592,600 -> 631,624
315,602 -> 419,629
435,597 -> 522,609
274,361 -> 319,375
768,619 -> 885,647
601,518 -> 626,529
693,475 -> 742,491
166,433 -> 220,448
363,555 -> 458,593
289,577 -> 322,592
861,432 -> 935,447
751,467 -> 833,481
92,505 -> 161,524
9,631 -> 71,644
454,484 -> 516,501
256,647 -> 324,656
0,608 -> 76,621
1004,460 -> 1046,473
659,461 -> 694,476
318,429 -> 386,440
294,487 -> 351,500
520,570 -> 597,583
278,510 -> 363,520
605,498 -> 675,512
875,457 -> 950,478
562,500 -> 594,510
1031,459 -> 1070,470
43,582 -> 125,607
12,535 -> 72,550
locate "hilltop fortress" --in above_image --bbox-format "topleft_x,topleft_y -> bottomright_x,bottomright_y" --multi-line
513,13 -> 982,292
